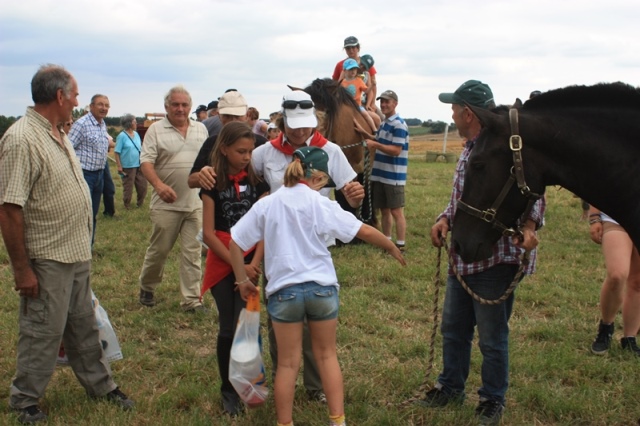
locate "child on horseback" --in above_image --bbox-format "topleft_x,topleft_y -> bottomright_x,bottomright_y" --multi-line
228,146 -> 405,426
340,58 -> 380,133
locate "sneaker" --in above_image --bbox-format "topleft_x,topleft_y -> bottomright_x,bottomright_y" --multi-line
184,305 -> 210,314
104,387 -> 135,410
307,390 -> 327,404
139,290 -> 155,307
414,386 -> 464,408
14,405 -> 47,424
591,320 -> 614,355
222,392 -> 245,416
396,243 -> 406,253
475,399 -> 504,426
621,337 -> 640,356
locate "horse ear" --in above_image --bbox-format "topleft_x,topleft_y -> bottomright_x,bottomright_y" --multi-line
287,85 -> 304,91
513,98 -> 523,108
468,105 -> 503,130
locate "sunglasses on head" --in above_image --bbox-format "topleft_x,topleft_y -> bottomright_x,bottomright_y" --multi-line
282,100 -> 314,110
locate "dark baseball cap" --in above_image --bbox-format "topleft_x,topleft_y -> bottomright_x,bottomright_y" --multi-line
377,90 -> 398,102
438,80 -> 495,109
293,146 -> 335,187
193,105 -> 207,114
207,100 -> 218,110
343,36 -> 359,47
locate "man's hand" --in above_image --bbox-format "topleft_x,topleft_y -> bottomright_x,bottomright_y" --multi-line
430,218 -> 449,247
15,267 -> 39,298
155,182 -> 178,203
198,166 -> 217,191
342,181 -> 365,208
513,220 -> 539,251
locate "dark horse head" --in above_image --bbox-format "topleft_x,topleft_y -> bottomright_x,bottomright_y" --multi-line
451,82 -> 640,263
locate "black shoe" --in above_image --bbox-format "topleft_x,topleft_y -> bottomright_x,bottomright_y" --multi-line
306,390 -> 327,403
184,305 -> 210,314
104,387 -> 135,410
396,243 -> 406,253
139,290 -> 155,307
591,320 -> 614,355
621,336 -> 640,356
14,405 -> 47,424
222,392 -> 245,416
414,386 -> 464,408
476,399 -> 504,426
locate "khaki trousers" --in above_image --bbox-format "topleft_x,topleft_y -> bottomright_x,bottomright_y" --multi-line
10,260 -> 116,409
139,208 -> 203,309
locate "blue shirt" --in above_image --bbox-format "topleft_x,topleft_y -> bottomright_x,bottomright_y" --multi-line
68,112 -> 109,171
115,131 -> 142,168
371,113 -> 409,185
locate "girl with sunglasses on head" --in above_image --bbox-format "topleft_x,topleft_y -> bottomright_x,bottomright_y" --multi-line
229,146 -> 405,426
199,121 -> 270,416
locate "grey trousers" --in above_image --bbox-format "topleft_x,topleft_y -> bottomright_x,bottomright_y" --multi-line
9,259 -> 116,409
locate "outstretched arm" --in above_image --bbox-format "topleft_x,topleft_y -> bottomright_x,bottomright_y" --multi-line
356,223 -> 406,266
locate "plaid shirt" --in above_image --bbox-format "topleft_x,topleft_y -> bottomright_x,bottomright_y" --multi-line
68,112 -> 109,171
437,137 -> 545,276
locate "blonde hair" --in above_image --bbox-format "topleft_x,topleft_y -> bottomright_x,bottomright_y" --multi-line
283,158 -> 330,188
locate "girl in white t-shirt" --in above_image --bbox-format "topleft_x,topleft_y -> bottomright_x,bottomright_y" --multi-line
229,146 -> 405,426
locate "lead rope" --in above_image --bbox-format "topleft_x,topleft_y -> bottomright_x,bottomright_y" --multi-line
340,140 -> 373,223
395,237 -> 530,407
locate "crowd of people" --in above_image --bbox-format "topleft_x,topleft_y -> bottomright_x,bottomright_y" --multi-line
0,34 -> 636,426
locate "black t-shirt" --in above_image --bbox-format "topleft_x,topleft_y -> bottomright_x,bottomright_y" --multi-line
190,133 -> 268,175
200,177 -> 270,233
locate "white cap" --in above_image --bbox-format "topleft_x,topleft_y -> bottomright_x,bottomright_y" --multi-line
281,91 -> 317,129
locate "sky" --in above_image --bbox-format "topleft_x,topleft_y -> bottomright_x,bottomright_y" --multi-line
1,0 -> 638,123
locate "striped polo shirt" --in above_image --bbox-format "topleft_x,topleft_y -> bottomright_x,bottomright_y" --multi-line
0,108 -> 93,263
371,113 -> 409,185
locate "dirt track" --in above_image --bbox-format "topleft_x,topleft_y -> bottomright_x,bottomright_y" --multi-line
409,131 -> 464,157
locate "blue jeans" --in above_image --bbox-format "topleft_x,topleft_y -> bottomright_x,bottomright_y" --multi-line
82,169 -> 104,246
102,161 -> 115,216
437,264 -> 518,404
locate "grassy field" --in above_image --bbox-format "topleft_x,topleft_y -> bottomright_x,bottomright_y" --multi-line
1,159 -> 638,426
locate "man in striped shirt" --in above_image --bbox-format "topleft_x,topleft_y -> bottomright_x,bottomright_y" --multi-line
417,80 -> 545,426
365,89 -> 409,252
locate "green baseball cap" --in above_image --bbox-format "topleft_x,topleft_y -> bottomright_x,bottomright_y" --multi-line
438,80 -> 495,109
293,146 -> 336,187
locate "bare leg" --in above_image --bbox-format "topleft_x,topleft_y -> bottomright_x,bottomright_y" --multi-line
380,207 -> 393,239
390,207 -> 406,242
599,229 -> 632,323
622,246 -> 640,336
272,321 -> 303,425
308,319 -> 343,418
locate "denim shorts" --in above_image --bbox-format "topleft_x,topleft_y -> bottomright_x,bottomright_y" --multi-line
267,282 -> 339,323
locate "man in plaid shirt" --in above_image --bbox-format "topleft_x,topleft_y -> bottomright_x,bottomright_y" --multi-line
416,80 -> 545,426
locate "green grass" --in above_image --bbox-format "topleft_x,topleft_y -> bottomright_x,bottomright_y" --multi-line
1,161 -> 638,425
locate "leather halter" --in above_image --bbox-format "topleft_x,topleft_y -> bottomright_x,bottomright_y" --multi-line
456,108 -> 541,238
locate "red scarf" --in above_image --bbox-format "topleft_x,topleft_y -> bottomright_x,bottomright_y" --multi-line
270,130 -> 328,155
228,170 -> 248,200
200,230 -> 255,298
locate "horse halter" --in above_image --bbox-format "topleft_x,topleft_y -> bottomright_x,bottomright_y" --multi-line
456,108 -> 542,238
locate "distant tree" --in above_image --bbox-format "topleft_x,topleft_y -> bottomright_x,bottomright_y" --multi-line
428,121 -> 447,134
0,115 -> 18,139
405,118 -> 422,126
72,107 -> 86,119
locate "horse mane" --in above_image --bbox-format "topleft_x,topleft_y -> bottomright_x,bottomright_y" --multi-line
524,82 -> 640,110
304,78 -> 360,126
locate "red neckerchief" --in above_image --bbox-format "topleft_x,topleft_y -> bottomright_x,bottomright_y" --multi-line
228,170 -> 248,200
270,130 -> 328,155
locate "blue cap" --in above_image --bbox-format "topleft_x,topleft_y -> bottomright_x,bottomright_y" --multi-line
343,58 -> 359,70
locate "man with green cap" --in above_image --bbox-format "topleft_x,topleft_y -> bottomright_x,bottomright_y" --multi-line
416,80 -> 545,426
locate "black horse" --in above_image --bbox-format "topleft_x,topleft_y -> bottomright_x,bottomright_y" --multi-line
452,82 -> 640,263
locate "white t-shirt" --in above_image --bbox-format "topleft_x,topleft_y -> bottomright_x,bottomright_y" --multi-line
251,137 -> 357,197
231,184 -> 362,298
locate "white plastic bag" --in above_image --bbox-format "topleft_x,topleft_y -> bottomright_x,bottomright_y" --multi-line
93,293 -> 123,362
57,291 -> 123,365
229,292 -> 268,407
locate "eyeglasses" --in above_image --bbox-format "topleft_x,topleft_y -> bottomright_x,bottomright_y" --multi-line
282,100 -> 314,110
